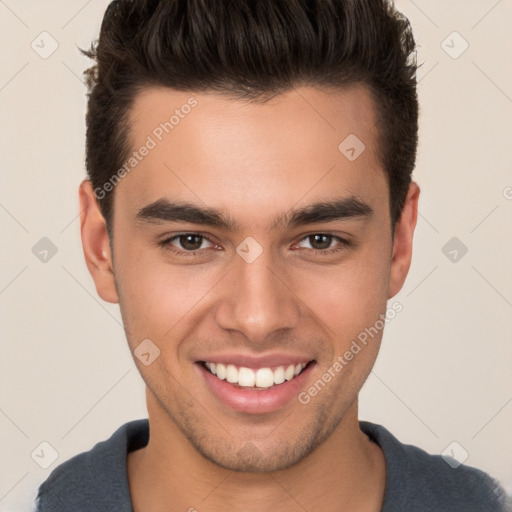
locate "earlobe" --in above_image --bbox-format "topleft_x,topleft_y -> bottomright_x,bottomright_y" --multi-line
387,182 -> 420,299
79,179 -> 119,304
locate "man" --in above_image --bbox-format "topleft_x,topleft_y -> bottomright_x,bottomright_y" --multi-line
35,0 -> 509,510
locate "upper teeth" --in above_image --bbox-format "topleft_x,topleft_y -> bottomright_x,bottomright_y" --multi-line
204,362 -> 307,388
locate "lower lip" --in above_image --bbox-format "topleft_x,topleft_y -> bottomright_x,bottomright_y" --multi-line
196,362 -> 315,414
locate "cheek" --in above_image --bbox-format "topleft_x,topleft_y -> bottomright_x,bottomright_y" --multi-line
115,250 -> 220,343
294,246 -> 391,341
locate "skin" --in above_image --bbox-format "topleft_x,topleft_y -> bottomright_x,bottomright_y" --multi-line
79,84 -> 419,511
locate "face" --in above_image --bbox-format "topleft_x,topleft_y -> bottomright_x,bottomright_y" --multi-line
80,84 -> 418,472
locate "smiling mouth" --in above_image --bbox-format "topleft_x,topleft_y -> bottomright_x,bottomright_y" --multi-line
199,360 -> 314,390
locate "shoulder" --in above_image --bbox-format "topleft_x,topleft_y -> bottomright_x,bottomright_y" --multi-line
360,420 -> 510,512
35,419 -> 149,511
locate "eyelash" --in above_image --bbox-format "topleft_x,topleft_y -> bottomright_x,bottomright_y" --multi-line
158,232 -> 351,257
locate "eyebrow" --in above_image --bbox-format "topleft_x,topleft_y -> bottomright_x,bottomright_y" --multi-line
135,196 -> 373,231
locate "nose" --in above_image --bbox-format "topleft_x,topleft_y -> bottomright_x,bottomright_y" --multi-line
215,250 -> 302,344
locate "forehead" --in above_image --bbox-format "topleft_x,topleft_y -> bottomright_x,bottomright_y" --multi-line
116,84 -> 387,226
128,84 -> 378,154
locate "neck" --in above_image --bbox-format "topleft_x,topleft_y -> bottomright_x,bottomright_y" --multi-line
127,393 -> 386,512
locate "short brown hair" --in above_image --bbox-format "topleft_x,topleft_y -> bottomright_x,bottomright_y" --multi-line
81,0 -> 418,232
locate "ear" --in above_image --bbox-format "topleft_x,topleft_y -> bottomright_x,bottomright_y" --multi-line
79,179 -> 119,304
387,182 -> 420,298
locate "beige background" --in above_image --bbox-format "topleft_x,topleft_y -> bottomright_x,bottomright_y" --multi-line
1,0 -> 511,510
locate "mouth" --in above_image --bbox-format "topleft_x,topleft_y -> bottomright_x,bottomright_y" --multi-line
199,360 -> 313,389
195,359 -> 316,414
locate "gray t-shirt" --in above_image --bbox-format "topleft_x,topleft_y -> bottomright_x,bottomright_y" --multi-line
35,418 -> 510,511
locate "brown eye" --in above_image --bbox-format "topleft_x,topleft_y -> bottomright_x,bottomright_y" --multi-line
308,234 -> 333,250
159,233 -> 215,255
177,234 -> 204,251
295,233 -> 350,256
